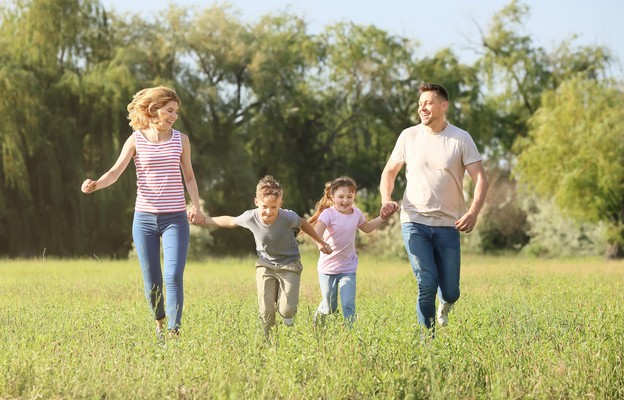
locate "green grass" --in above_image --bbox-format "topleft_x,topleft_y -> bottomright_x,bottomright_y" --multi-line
1,254 -> 623,399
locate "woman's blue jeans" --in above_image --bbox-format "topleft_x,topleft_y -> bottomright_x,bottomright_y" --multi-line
316,272 -> 357,326
401,222 -> 460,329
132,211 -> 190,331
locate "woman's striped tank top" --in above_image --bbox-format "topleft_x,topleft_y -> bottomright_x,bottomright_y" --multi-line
133,129 -> 187,213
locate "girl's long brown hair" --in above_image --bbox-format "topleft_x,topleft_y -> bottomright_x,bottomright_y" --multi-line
308,176 -> 357,225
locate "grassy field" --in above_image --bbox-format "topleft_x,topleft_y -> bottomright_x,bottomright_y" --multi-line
1,253 -> 623,399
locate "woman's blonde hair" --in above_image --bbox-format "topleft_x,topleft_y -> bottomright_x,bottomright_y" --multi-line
308,176 -> 357,225
256,175 -> 283,200
127,86 -> 180,131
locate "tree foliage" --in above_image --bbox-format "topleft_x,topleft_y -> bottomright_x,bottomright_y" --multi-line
514,77 -> 624,257
476,0 -> 613,161
0,0 -> 620,257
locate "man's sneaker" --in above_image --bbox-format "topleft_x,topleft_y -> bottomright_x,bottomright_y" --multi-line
283,318 -> 294,327
437,301 -> 453,326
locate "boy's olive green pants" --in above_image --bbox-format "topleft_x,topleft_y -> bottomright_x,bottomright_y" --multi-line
255,259 -> 303,335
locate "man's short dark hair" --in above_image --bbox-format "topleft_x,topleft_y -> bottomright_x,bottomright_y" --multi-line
418,83 -> 449,102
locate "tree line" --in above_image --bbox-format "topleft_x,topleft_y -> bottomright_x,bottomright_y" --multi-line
0,0 -> 621,258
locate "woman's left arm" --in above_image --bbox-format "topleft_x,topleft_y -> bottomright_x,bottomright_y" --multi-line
180,133 -> 204,223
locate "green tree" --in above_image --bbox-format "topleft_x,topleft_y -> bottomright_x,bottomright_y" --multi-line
470,0 -> 614,254
514,77 -> 624,258
0,0 -> 137,256
477,0 -> 612,162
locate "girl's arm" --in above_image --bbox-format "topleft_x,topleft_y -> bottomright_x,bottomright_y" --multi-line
359,215 -> 387,234
81,135 -> 136,194
203,215 -> 238,228
300,218 -> 332,254
180,133 -> 204,224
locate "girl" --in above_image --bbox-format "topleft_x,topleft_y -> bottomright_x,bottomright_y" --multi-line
309,176 -> 393,327
81,86 -> 204,339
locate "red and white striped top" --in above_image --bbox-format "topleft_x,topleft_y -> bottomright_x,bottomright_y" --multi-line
133,130 -> 187,213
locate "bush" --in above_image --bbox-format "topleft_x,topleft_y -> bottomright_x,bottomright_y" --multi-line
463,168 -> 530,254
519,194 -> 606,257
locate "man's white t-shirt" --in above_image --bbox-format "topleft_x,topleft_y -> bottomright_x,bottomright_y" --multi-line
389,123 -> 482,227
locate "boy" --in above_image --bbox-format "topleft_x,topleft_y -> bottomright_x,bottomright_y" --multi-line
198,176 -> 332,336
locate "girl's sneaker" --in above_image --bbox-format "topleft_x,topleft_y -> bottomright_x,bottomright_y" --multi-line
156,318 -> 166,341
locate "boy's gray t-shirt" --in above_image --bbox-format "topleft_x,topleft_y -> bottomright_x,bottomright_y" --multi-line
234,208 -> 302,265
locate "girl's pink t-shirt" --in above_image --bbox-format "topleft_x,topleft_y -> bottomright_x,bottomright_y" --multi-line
317,206 -> 366,275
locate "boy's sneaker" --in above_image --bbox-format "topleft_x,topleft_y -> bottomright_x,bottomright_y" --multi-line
283,318 -> 294,327
437,301 -> 453,326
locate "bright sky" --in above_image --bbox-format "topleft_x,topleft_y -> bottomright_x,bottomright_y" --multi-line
102,0 -> 623,77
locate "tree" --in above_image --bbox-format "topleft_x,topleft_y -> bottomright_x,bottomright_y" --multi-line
0,0 -> 139,256
476,0 -> 612,164
514,77 -> 624,258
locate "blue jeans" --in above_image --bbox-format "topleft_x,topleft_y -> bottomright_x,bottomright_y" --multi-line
401,222 -> 460,329
316,272 -> 357,325
132,211 -> 190,331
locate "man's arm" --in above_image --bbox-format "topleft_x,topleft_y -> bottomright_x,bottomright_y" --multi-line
379,158 -> 404,218
455,161 -> 489,233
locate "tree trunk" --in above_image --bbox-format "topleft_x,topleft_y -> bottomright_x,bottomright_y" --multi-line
604,241 -> 624,259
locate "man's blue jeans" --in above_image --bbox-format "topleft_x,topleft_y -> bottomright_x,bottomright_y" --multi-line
401,222 -> 461,329
132,211 -> 190,331
316,272 -> 357,325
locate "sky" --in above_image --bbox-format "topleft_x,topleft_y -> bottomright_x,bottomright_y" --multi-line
102,0 -> 623,77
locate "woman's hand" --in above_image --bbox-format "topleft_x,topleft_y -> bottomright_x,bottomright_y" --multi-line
81,179 -> 97,194
187,205 -> 205,225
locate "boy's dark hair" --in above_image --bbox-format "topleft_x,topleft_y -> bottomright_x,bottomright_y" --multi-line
418,83 -> 449,102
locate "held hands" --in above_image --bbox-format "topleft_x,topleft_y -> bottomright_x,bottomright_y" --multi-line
380,201 -> 399,219
187,205 -> 206,225
81,179 -> 97,194
317,241 -> 333,255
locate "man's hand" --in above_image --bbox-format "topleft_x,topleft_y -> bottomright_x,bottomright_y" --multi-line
380,201 -> 399,219
455,212 -> 478,233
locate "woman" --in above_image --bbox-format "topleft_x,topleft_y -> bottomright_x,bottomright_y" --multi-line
81,86 -> 204,338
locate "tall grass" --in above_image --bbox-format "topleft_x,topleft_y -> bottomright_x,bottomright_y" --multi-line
1,254 -> 623,399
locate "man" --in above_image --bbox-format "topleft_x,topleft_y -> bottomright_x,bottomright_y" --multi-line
380,83 -> 489,331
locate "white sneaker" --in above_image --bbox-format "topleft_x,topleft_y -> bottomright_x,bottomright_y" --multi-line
283,318 -> 294,327
437,301 -> 453,326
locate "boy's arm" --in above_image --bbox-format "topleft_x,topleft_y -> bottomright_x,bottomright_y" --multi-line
300,218 -> 332,254
204,215 -> 239,228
